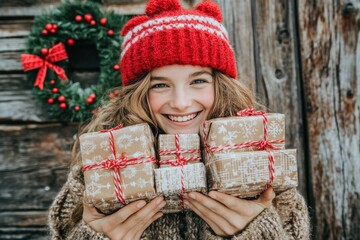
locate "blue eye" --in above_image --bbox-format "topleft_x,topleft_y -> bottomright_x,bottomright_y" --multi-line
192,79 -> 207,84
151,83 -> 168,89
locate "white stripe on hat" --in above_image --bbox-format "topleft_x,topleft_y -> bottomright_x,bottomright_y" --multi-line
121,22 -> 230,59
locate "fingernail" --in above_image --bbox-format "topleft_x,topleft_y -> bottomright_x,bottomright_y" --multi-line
189,193 -> 196,200
156,197 -> 164,205
137,201 -> 146,208
209,191 -> 217,199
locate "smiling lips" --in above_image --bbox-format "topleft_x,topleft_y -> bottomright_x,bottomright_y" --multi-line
166,112 -> 199,122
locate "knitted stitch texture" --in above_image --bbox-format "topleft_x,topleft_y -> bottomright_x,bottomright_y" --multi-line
48,163 -> 311,239
120,0 -> 237,86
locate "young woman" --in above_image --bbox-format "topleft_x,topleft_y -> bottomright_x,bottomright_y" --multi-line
48,0 -> 310,239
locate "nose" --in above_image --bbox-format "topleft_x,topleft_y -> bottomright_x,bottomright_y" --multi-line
169,87 -> 192,111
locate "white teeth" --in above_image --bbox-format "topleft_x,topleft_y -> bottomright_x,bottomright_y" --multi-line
168,113 -> 197,122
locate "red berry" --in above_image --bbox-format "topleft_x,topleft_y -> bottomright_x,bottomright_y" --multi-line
90,20 -> 96,26
50,28 -> 56,34
52,88 -> 59,93
84,14 -> 92,22
100,18 -> 107,25
59,102 -> 67,109
114,89 -> 120,95
52,24 -> 58,30
75,15 -> 82,22
41,48 -> 49,55
74,105 -> 80,111
47,98 -> 55,104
86,97 -> 94,104
41,29 -> 48,35
89,93 -> 96,99
113,64 -> 120,70
107,30 -> 114,36
67,38 -> 75,46
45,23 -> 53,30
108,92 -> 115,99
58,95 -> 66,102
49,79 -> 55,85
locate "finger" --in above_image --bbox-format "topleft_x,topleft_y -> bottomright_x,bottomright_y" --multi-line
83,202 -> 105,222
208,191 -> 246,211
185,193 -> 237,236
256,187 -> 275,208
133,211 -> 164,239
183,198 -> 227,236
123,196 -> 166,231
106,200 -> 147,226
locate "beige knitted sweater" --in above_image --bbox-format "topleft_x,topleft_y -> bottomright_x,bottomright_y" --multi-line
48,165 -> 311,239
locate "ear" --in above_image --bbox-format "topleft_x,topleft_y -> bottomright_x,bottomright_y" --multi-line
146,0 -> 182,17
121,15 -> 149,36
195,0 -> 222,22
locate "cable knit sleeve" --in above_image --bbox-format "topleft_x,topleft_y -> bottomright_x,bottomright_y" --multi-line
232,188 -> 310,240
48,167 -> 109,240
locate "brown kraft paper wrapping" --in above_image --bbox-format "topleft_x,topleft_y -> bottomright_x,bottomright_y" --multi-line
206,149 -> 298,198
80,123 -> 158,214
200,113 -> 285,163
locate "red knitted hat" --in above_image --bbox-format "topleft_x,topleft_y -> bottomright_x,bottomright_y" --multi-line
120,0 -> 237,86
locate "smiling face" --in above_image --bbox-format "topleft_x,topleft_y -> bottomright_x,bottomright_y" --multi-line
148,65 -> 215,134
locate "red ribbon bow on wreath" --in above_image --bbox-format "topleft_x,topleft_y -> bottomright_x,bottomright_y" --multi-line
21,42 -> 68,90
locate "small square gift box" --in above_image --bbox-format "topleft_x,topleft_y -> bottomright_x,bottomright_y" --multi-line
154,134 -> 207,212
206,149 -> 299,198
80,123 -> 158,214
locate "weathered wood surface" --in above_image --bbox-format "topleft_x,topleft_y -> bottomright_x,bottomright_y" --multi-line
0,124 -> 78,239
298,0 -> 360,239
218,0 -> 308,199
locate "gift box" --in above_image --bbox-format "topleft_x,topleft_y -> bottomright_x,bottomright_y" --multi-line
200,113 -> 285,163
80,123 -> 158,214
158,134 -> 201,166
206,149 -> 298,197
155,163 -> 207,196
156,134 -> 207,213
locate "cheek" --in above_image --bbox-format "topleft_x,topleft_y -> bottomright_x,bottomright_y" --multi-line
148,93 -> 163,113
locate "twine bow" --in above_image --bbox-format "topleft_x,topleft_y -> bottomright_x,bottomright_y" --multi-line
21,42 -> 68,90
82,124 -> 156,205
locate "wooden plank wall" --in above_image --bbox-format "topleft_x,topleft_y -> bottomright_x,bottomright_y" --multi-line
0,0 -> 359,239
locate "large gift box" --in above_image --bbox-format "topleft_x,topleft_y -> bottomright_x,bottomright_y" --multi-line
200,110 -> 297,197
155,134 -> 207,212
200,113 -> 285,160
80,123 -> 158,214
206,149 -> 298,197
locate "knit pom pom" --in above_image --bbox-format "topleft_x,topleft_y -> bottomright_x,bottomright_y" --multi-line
195,0 -> 222,22
121,15 -> 149,36
146,0 -> 182,17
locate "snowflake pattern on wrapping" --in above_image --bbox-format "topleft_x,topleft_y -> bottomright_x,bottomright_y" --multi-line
207,149 -> 298,198
80,123 -> 157,213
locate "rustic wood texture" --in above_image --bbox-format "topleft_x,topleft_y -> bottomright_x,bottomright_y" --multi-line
0,124 -> 78,239
298,0 -> 360,239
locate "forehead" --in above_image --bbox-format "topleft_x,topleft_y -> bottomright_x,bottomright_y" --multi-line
150,65 -> 212,78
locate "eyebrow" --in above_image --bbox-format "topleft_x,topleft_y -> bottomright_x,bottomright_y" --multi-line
151,70 -> 212,81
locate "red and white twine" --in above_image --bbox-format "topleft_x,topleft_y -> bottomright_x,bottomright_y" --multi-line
202,109 -> 285,186
159,134 -> 201,204
82,124 -> 156,205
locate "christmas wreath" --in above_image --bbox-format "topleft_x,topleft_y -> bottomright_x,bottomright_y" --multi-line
21,0 -> 129,122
